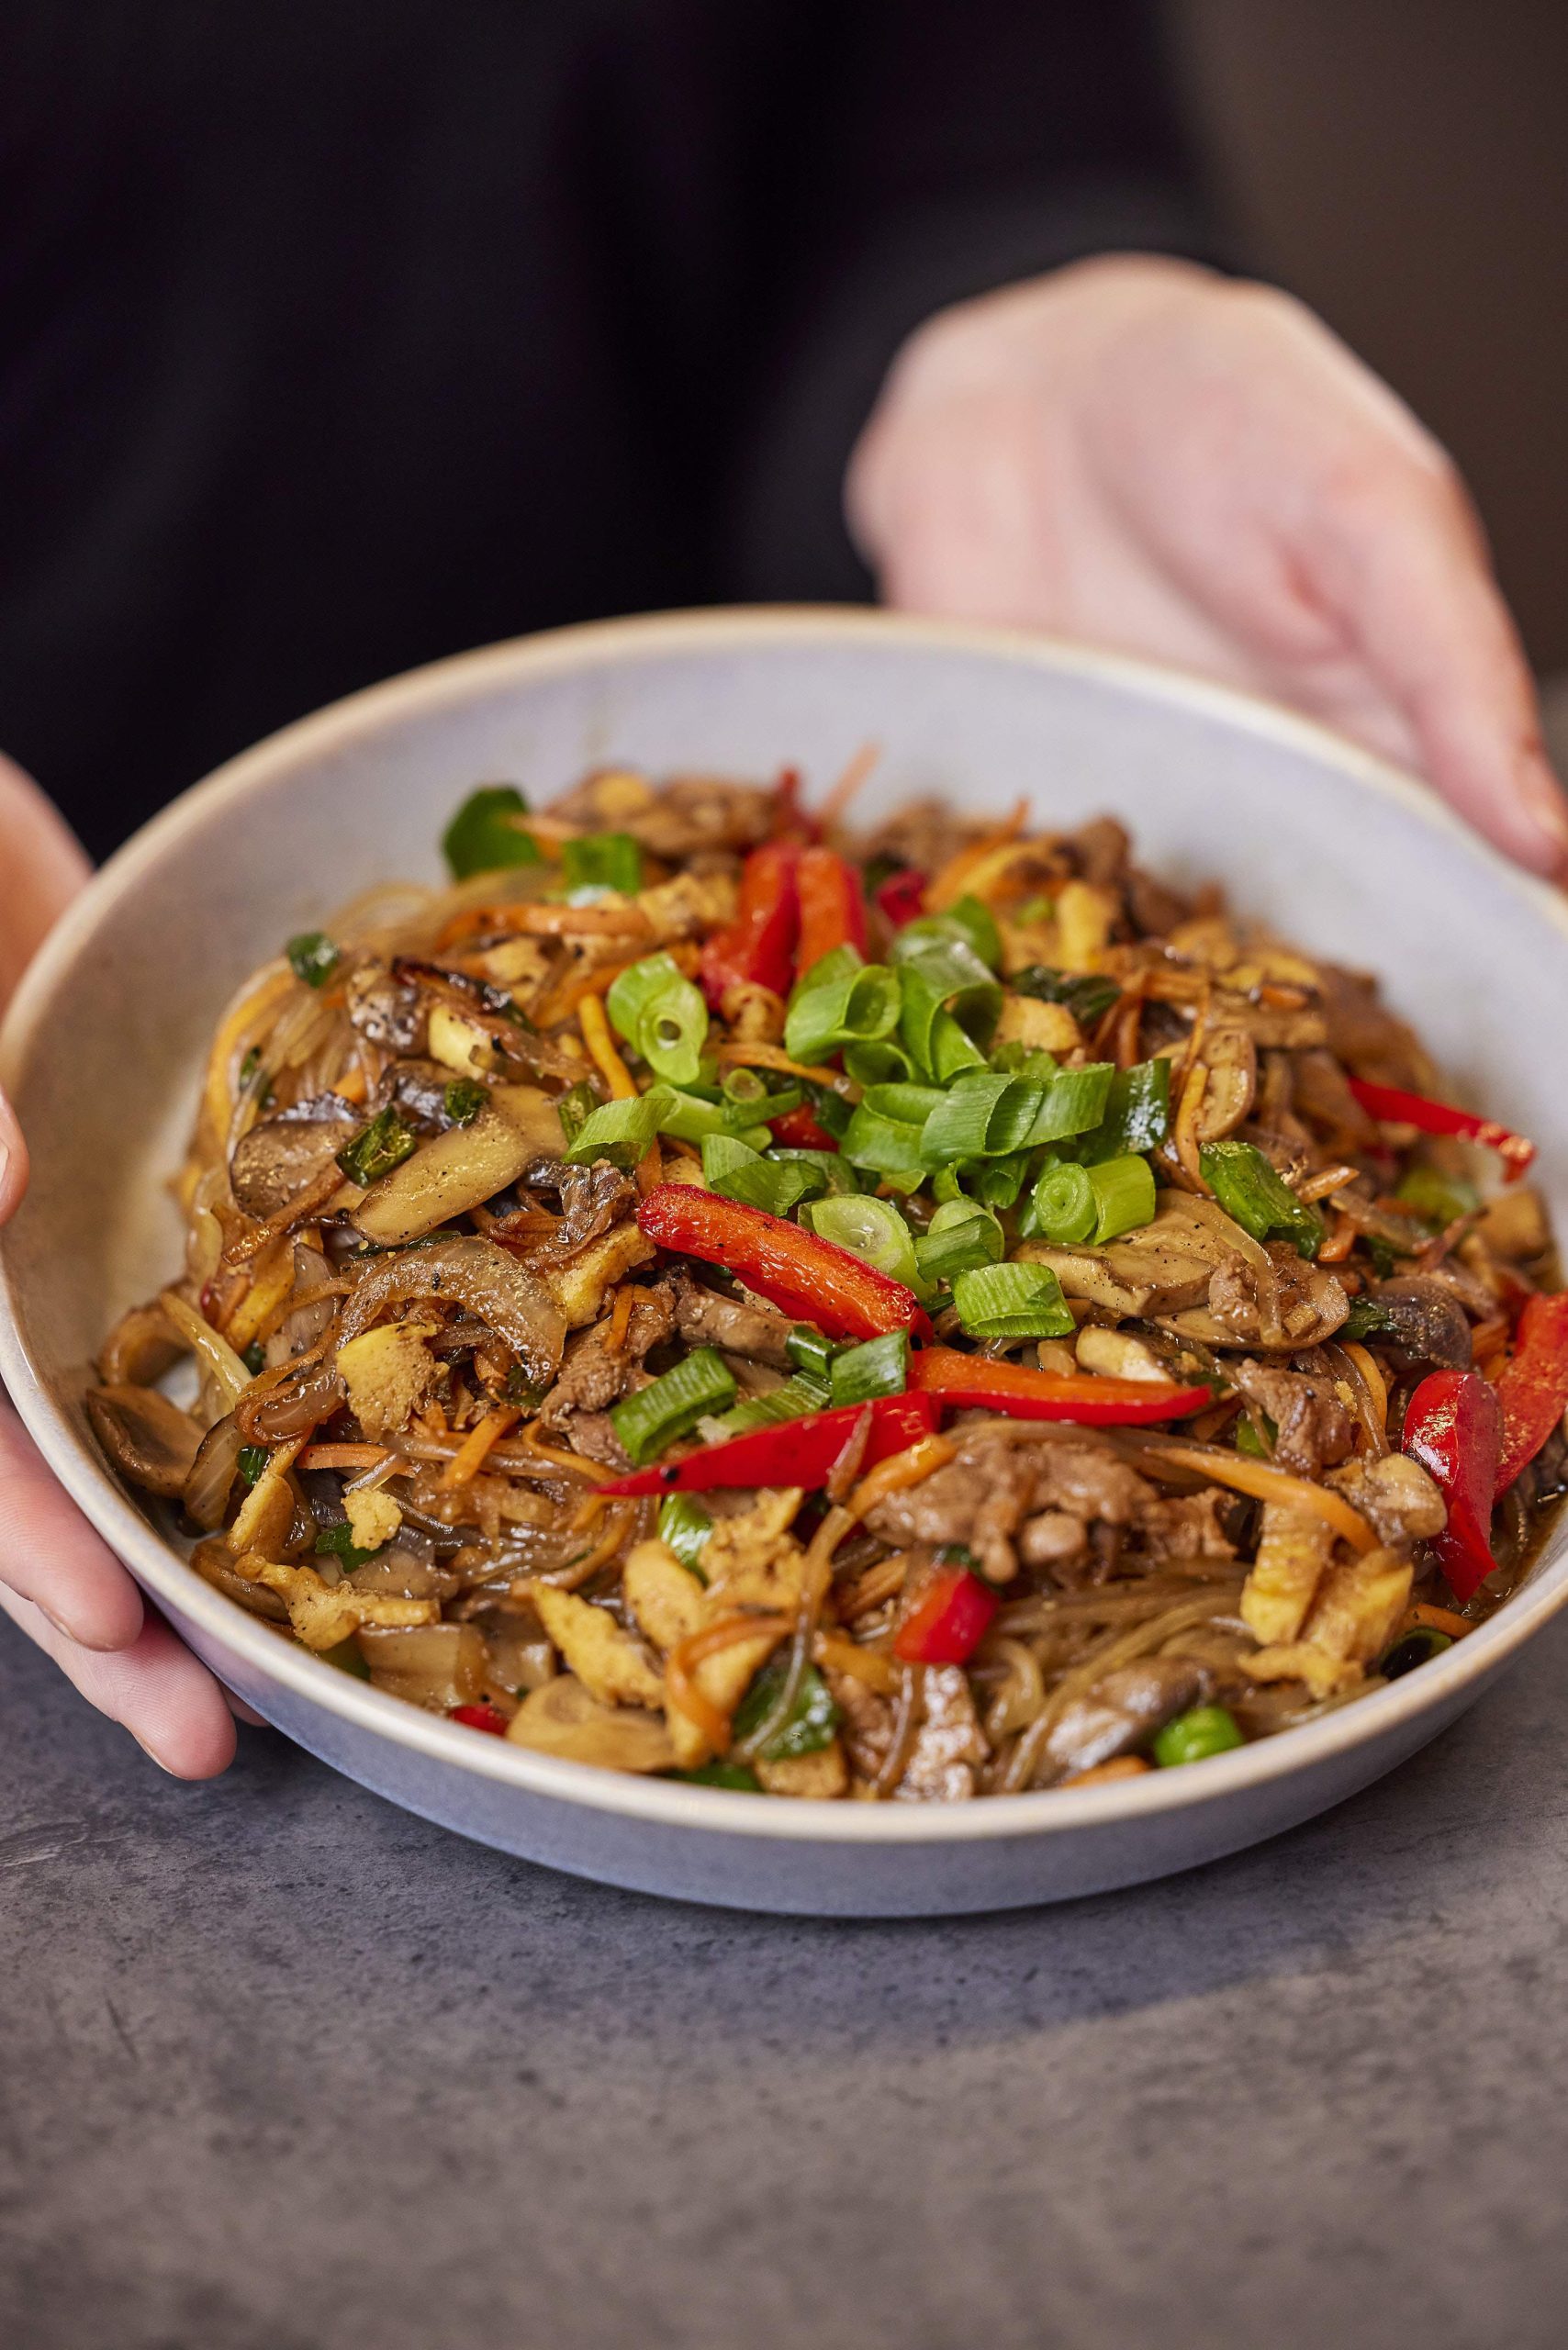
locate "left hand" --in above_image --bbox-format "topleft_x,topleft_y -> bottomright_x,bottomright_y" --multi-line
848,254 -> 1568,878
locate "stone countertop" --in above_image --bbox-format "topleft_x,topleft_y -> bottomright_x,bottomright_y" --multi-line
3,1611 -> 1565,2350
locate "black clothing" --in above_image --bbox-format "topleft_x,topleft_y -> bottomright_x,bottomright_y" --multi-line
2,3 -> 1208,857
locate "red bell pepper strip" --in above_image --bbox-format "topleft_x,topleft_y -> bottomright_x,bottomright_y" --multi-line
637,1183 -> 932,1341
795,845 -> 868,975
1348,1079 -> 1536,1184
908,1347 -> 1212,1426
1493,1290 -> 1568,1496
699,842 -> 800,1008
768,1101 -> 841,1152
874,866 -> 926,928
1402,1367 -> 1503,1602
600,1393 -> 939,1495
893,1564 -> 999,1665
450,1703 -> 510,1736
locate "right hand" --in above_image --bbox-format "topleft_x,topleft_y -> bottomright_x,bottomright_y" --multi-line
0,755 -> 240,1775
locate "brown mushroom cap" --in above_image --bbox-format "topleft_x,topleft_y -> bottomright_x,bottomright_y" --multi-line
86,1384 -> 205,1497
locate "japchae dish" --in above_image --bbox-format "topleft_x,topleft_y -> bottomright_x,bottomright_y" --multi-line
89,767 -> 1568,1799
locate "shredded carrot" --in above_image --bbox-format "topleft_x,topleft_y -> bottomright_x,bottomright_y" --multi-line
847,1434 -> 958,1522
559,1500 -> 638,1583
812,1630 -> 899,1694
927,800 -> 1027,911
333,1065 -> 370,1106
533,940 -> 700,1031
1257,982 -> 1311,1011
1151,1443 -> 1378,1553
299,1442 -> 392,1472
577,992 -> 637,1100
512,1424 -> 615,1482
665,1613 -> 791,1757
606,1285 -> 636,1355
1342,1342 -> 1388,1434
713,1040 -> 860,1097
433,905 -> 537,952
1318,1213 -> 1357,1264
1061,1755 -> 1151,1789
440,1406 -> 521,1491
1408,1601 -> 1473,1640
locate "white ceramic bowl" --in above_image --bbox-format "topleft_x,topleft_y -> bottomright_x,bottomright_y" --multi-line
3,608 -> 1565,1916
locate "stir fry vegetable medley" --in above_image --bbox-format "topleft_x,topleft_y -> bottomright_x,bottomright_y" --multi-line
89,767 -> 1568,1798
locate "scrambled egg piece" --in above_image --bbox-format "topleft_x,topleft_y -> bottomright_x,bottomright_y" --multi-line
542,1223 -> 655,1327
533,1585 -> 665,1709
234,1554 -> 437,1650
336,1321 -> 440,1439
993,993 -> 1081,1057
344,1489 -> 403,1551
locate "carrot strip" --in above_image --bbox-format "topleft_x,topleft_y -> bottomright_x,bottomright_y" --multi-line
712,1040 -> 860,1097
1409,1601 -> 1473,1639
440,1406 -> 521,1491
1342,1342 -> 1388,1435
1151,1444 -> 1378,1553
927,801 -> 1027,910
577,992 -> 637,1100
847,1434 -> 957,1521
298,1442 -> 393,1472
606,1285 -> 636,1355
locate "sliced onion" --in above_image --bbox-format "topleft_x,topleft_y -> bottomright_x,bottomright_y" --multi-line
159,1289 -> 252,1408
337,1235 -> 566,1387
182,1411 -> 249,1529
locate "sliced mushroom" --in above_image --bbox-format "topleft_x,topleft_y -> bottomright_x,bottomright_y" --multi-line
506,1674 -> 676,1772
351,1085 -> 566,1246
357,1621 -> 486,1709
1192,1027 -> 1256,1144
190,1535 -> 290,1620
96,1299 -> 183,1388
85,1384 -> 205,1497
1366,1278 -> 1473,1372
230,1093 -> 362,1219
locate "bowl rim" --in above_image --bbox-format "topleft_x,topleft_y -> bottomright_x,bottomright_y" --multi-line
5,600 -> 1568,1847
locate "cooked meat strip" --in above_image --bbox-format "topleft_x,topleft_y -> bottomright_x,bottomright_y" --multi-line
1325,1453 -> 1446,1548
1135,1491 -> 1238,1561
1229,1359 -> 1355,1477
668,1270 -> 794,1366
1366,1278 -> 1474,1371
538,1285 -> 675,1424
1039,1656 -> 1208,1783
864,1431 -> 1153,1582
507,1162 -> 637,1264
1205,1249 -> 1350,1349
895,1665 -> 989,1802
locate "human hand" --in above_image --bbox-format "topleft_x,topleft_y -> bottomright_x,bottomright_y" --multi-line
848,255 -> 1568,877
0,754 -> 240,1776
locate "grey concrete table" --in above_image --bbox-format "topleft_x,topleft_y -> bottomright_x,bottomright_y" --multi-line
3,1612 -> 1565,2350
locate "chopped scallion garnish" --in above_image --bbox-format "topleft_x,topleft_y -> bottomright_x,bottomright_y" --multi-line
784,944 -> 902,1066
286,931 -> 341,990
952,1259 -> 1076,1340
237,1443 -> 269,1487
564,1092 -> 663,1169
442,785 -> 541,878
913,1197 -> 1005,1282
607,952 -> 709,1087
700,1132 -> 822,1216
609,1348 -> 737,1465
1087,1151 -> 1157,1243
829,1330 -> 909,1406
802,1192 -> 924,1296
443,1078 -> 488,1126
337,1105 -> 418,1187
657,1493 -> 714,1580
561,831 -> 644,896
1200,1139 -> 1323,1259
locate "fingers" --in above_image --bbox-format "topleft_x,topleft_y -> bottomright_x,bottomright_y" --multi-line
0,1084 -> 26,1225
0,1393 -> 144,1649
1303,449 -> 1568,877
0,1583 -> 238,1777
0,750 -> 91,1010
0,1393 -> 238,1776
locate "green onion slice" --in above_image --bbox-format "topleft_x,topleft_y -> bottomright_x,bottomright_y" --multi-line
1025,1062 -> 1116,1146
829,1330 -> 909,1407
337,1105 -> 418,1187
891,893 -> 1002,972
1011,966 -> 1121,1027
609,1348 -> 737,1466
1078,1058 -> 1171,1162
442,785 -> 541,878
895,937 -> 1002,1080
554,1080 -> 599,1147
561,831 -> 643,897
1199,1139 -> 1323,1260
705,1371 -> 833,1442
913,1197 -> 1006,1283
286,931 -> 342,990
443,1078 -> 488,1127
952,1260 -> 1076,1340
700,1133 -> 822,1216
657,1493 -> 715,1580
1088,1151 -> 1157,1243
732,1657 -> 840,1760
767,1147 -> 859,1196
920,1071 -> 1045,1165
642,1084 -> 779,1149
607,952 -> 709,1087
237,1443 -> 269,1489
564,1092 -> 664,1169
803,1192 -> 924,1295
786,1326 -> 842,1381
784,945 -> 902,1066
1021,1158 -> 1096,1245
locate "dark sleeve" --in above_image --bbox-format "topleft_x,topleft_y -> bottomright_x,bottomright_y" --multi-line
723,0 -> 1226,601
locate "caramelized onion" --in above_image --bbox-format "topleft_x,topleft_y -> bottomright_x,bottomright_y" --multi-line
337,1235 -> 566,1386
